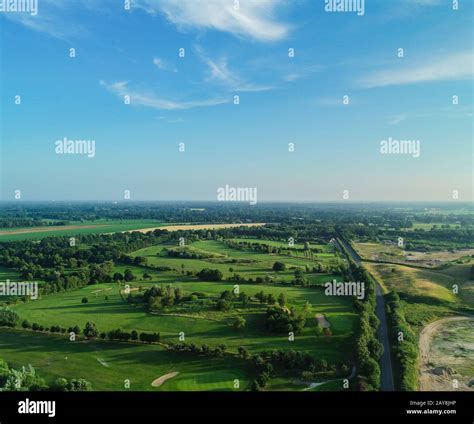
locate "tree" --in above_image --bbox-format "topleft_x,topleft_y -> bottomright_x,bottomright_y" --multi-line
278,293 -> 286,308
81,297 -> 88,304
273,262 -> 286,272
124,269 -> 135,282
83,322 -> 98,339
196,268 -> 223,281
233,316 -> 246,331
238,346 -> 249,359
216,299 -> 232,311
0,308 -> 19,328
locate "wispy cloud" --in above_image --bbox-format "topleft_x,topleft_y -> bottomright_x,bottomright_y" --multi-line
134,0 -> 290,41
100,80 -> 229,110
389,114 -> 408,125
389,106 -> 473,124
197,48 -> 273,92
360,51 -> 473,88
2,0 -> 87,40
283,64 -> 323,82
152,57 -> 178,72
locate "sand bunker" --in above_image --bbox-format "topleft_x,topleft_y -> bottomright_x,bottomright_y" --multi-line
151,372 -> 179,387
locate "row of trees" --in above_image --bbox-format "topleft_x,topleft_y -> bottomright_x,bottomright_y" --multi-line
385,291 -> 418,391
105,328 -> 160,343
352,266 -> 383,391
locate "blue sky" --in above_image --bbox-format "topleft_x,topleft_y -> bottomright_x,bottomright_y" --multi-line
0,0 -> 472,202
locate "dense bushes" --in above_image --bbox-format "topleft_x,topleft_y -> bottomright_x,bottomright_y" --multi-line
196,268 -> 223,281
107,328 -> 160,343
386,291 -> 418,390
0,358 -> 92,392
51,377 -> 92,391
265,306 -> 306,335
0,308 -> 19,328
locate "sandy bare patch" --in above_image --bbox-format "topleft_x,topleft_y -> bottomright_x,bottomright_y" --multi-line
92,287 -> 113,294
419,316 -> 474,391
0,225 -> 110,236
151,371 -> 179,387
315,313 -> 330,328
127,223 -> 265,234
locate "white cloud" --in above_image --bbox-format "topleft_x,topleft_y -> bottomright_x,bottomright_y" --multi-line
3,1 -> 87,40
389,114 -> 408,125
100,80 -> 229,110
197,48 -> 273,92
283,64 -> 323,82
152,57 -> 178,72
360,51 -> 473,88
134,0 -> 290,41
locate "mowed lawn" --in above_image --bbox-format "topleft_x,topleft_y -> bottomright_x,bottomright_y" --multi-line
129,239 -> 342,285
4,237 -> 358,391
11,281 -> 357,362
0,329 -> 249,391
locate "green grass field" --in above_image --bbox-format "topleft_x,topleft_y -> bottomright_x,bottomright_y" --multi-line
0,219 -> 164,241
0,329 -> 249,391
2,237 -> 358,391
131,239 -> 341,285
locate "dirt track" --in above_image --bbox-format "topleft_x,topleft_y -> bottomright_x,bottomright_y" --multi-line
419,316 -> 473,391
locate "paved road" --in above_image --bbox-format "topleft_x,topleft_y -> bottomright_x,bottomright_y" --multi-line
337,238 -> 395,391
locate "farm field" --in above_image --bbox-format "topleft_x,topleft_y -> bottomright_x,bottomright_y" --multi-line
130,223 -> 266,233
0,220 -> 165,241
